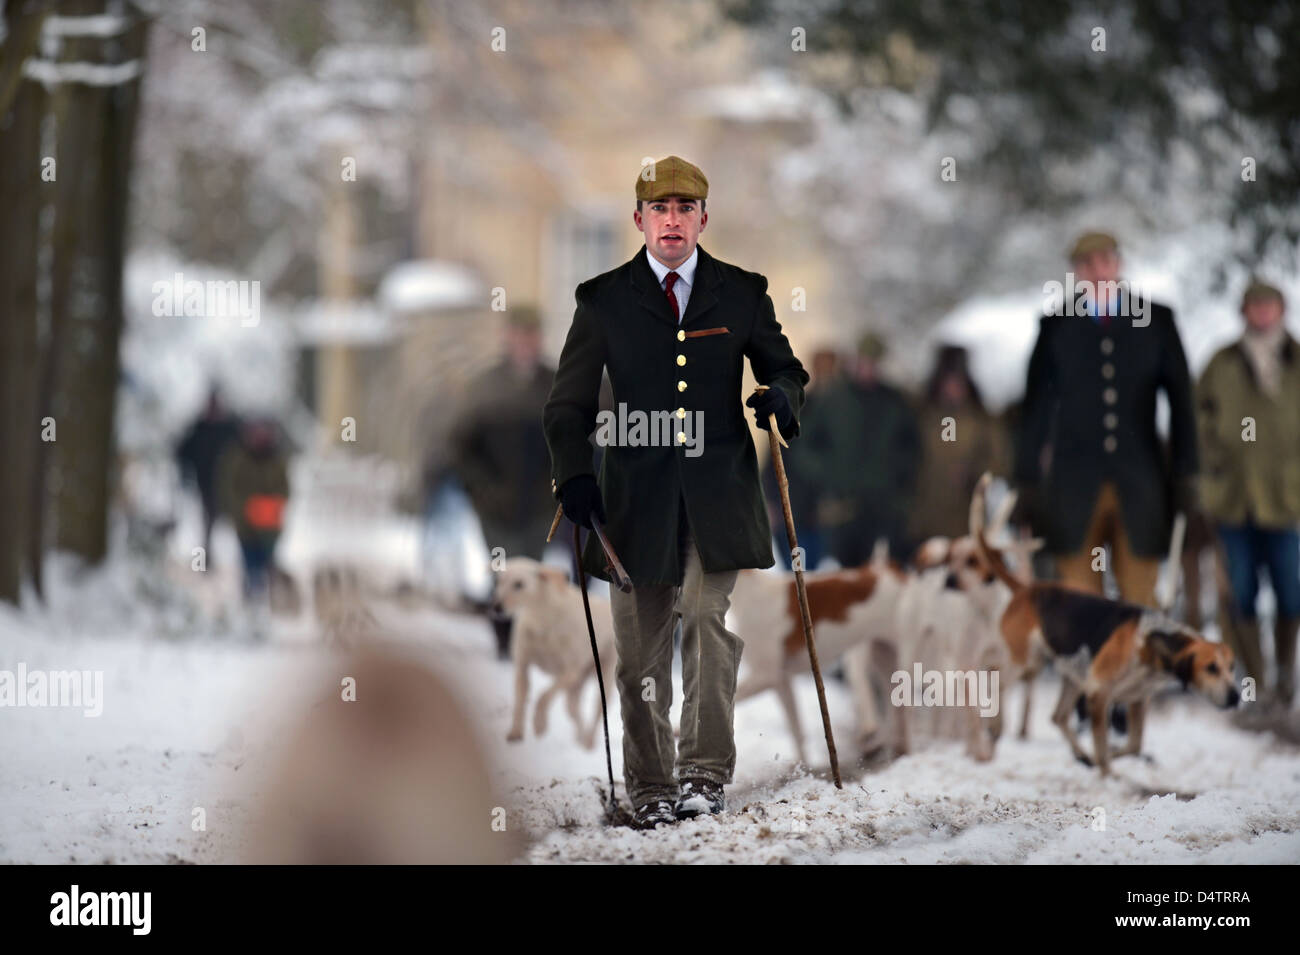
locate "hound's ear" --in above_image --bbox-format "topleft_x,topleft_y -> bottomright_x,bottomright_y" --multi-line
1146,629 -> 1192,659
990,490 -> 1017,535
1146,629 -> 1194,683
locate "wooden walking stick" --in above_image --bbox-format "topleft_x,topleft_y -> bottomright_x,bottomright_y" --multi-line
752,385 -> 842,788
546,501 -> 636,826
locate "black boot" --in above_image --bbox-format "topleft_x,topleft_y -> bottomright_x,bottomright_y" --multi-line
675,778 -> 725,819
632,798 -> 678,830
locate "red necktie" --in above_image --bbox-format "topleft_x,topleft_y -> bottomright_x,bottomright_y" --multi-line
664,271 -> 680,323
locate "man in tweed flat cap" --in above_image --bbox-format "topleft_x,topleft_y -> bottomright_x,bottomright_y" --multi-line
544,155 -> 808,829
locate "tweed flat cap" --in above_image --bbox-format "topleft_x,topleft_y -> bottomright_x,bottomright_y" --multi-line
1242,279 -> 1285,308
636,155 -> 709,202
1069,231 -> 1119,261
857,330 -> 887,359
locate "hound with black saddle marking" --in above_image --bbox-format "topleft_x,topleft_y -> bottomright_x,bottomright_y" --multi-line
970,473 -> 1239,775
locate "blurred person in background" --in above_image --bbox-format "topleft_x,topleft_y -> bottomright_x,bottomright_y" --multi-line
908,344 -> 1009,549
800,332 -> 919,566
1197,280 -> 1300,704
764,347 -> 841,570
1015,231 -> 1198,605
217,417 -> 290,602
176,385 -> 241,561
449,306 -> 562,658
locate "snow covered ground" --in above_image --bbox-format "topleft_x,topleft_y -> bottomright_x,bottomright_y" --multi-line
3,550 -> 1299,865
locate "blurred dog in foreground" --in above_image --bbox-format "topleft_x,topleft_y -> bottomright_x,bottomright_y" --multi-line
247,649 -> 518,863
492,557 -> 616,749
971,472 -> 1239,775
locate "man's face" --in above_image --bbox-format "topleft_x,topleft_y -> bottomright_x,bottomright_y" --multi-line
634,196 -> 706,268
505,326 -> 540,370
1073,249 -> 1121,286
1243,298 -> 1284,333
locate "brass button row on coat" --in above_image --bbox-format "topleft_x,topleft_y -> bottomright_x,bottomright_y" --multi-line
677,330 -> 689,440
1101,336 -> 1118,453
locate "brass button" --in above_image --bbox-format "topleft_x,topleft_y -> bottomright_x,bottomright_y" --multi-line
1103,435 -> 1118,453
1100,337 -> 1114,355
1101,362 -> 1115,379
1103,387 -> 1118,405
1104,413 -> 1118,429
676,431 -> 687,444
676,408 -> 686,418
678,380 -> 687,392
677,355 -> 686,366
677,330 -> 685,342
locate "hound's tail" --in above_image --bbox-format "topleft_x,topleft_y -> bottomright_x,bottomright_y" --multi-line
969,472 -> 1026,594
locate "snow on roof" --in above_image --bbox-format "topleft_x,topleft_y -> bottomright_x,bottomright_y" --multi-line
378,260 -> 482,315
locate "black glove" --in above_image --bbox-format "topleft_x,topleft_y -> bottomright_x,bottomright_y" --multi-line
559,474 -> 606,530
746,387 -> 794,438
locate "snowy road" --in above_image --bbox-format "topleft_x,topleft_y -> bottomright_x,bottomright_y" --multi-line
3,579 -> 1299,865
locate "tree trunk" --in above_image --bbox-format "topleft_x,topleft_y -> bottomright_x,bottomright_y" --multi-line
47,2 -> 147,565
0,0 -> 50,603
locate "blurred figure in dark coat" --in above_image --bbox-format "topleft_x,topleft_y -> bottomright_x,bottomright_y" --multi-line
1015,232 -> 1198,605
800,332 -> 920,566
450,307 -> 558,564
449,307 -> 560,658
176,386 -> 240,559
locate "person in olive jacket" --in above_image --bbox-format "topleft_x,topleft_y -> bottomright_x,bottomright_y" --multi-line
1197,280 -> 1300,704
543,156 -> 808,829
909,344 -> 1009,547
1015,232 -> 1198,605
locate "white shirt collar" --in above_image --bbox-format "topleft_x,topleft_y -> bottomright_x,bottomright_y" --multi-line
645,245 -> 698,290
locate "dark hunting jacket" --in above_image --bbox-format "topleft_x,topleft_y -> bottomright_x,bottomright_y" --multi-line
1015,295 -> 1198,557
544,244 -> 808,586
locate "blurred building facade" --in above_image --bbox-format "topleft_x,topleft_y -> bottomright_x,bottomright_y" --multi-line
304,1 -> 851,499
